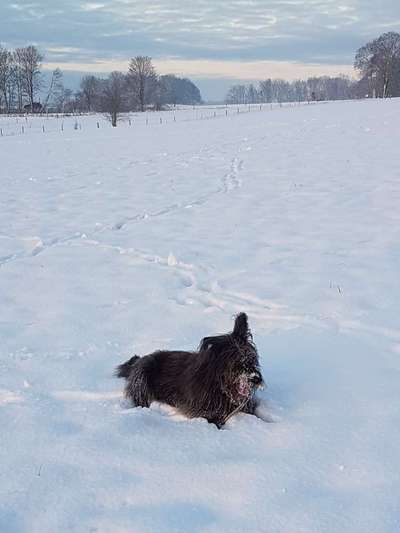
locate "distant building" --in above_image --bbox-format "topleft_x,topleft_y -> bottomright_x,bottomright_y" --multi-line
23,102 -> 43,113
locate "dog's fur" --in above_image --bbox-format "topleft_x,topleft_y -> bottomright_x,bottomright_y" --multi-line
116,313 -> 264,428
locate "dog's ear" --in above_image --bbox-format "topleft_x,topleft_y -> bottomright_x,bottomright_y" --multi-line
232,313 -> 250,343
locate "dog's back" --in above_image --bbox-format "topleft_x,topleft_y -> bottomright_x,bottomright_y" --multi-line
116,350 -> 195,409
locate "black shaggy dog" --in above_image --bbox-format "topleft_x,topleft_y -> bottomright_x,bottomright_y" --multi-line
116,313 -> 264,428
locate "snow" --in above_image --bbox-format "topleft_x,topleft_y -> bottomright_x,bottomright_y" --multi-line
1,99 -> 400,532
0,103 -> 287,139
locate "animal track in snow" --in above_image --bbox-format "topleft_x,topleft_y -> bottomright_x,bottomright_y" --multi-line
222,158 -> 244,192
0,389 -> 23,405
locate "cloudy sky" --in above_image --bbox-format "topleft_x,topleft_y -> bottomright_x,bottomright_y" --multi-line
1,0 -> 399,100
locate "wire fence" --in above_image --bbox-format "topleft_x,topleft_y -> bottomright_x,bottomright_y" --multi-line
0,101 -> 322,140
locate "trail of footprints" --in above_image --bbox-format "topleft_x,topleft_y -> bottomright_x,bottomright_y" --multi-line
111,155 -> 244,232
0,152 -> 244,267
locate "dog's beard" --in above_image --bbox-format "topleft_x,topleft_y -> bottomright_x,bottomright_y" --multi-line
237,374 -> 253,398
233,369 -> 264,401
228,373 -> 260,405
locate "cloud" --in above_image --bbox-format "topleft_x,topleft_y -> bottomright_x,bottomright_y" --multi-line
1,1 -> 399,61
1,0 -> 400,98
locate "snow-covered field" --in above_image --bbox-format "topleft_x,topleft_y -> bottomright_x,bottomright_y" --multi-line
0,102 -> 305,138
1,99 -> 399,533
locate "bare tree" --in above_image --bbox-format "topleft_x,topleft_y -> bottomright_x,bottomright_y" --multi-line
258,79 -> 272,103
292,80 -> 307,102
271,79 -> 292,103
225,84 -> 247,104
57,88 -> 76,113
43,68 -> 64,111
246,84 -> 258,104
11,58 -> 24,112
355,32 -> 400,98
128,56 -> 158,111
102,71 -> 128,126
0,46 -> 13,112
13,45 -> 43,111
80,75 -> 100,112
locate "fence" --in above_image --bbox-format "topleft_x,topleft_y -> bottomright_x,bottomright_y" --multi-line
0,101 -> 321,140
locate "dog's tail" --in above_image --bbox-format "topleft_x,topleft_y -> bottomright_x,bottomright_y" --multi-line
115,355 -> 140,379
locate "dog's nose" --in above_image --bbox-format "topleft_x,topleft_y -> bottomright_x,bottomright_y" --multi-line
250,373 -> 262,386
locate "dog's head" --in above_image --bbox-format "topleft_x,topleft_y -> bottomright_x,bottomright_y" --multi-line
199,313 -> 264,405
228,313 -> 264,402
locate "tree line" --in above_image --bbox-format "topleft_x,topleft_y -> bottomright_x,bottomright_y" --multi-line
225,76 -> 355,104
2,32 -> 399,117
226,32 -> 400,104
0,49 -> 202,120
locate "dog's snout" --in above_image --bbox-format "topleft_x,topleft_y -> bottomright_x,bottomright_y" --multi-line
249,372 -> 262,386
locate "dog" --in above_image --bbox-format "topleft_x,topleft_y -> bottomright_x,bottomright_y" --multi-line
116,313 -> 264,428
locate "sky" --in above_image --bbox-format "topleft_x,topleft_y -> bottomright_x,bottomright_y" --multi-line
1,1 -> 400,101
